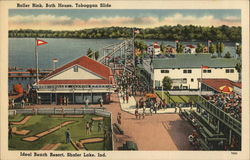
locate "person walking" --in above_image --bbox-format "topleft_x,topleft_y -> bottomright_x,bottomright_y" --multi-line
99,98 -> 103,108
89,120 -> 94,133
117,113 -> 121,125
59,96 -> 63,105
122,95 -> 125,103
98,121 -> 102,132
85,98 -> 89,108
21,99 -> 25,108
63,96 -> 66,105
126,94 -> 129,103
135,109 -> 139,119
65,128 -> 71,144
86,122 -> 90,135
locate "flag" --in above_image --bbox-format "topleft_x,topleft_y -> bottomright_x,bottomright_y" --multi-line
175,40 -> 179,43
208,40 -> 212,43
52,58 -> 58,63
36,39 -> 48,46
134,29 -> 140,34
201,65 -> 209,69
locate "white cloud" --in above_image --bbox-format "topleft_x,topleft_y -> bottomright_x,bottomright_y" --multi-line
9,13 -> 241,30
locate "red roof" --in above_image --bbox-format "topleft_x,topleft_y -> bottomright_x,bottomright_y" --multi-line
39,79 -> 112,85
39,56 -> 113,85
186,45 -> 195,48
201,79 -> 241,92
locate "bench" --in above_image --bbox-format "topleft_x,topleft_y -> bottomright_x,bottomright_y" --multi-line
113,123 -> 124,135
197,138 -> 210,150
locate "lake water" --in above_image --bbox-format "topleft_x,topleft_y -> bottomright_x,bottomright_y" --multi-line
8,38 -> 239,91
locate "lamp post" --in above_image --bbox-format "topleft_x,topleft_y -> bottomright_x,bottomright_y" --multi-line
52,58 -> 58,71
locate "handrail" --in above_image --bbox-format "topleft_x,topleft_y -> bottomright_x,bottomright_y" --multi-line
196,95 -> 241,135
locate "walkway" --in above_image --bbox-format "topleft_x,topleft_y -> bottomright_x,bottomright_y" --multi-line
106,93 -> 195,150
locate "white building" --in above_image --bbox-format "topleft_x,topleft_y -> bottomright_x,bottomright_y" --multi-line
142,54 -> 239,90
147,42 -> 161,55
184,44 -> 196,54
33,56 -> 116,104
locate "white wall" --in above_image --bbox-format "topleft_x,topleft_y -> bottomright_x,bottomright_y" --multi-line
153,67 -> 238,89
49,66 -> 102,80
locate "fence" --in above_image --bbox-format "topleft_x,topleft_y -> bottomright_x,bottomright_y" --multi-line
9,108 -> 111,117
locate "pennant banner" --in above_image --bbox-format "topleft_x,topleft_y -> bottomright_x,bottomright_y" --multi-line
36,39 -> 48,46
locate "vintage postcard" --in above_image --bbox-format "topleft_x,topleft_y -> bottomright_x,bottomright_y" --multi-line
0,0 -> 249,160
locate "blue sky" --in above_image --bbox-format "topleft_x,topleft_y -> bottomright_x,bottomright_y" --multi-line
9,9 -> 241,30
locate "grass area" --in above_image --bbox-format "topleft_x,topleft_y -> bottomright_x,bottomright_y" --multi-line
9,114 -> 25,122
9,114 -> 112,151
156,91 -> 198,103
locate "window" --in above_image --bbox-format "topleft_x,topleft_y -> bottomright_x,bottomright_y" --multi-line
226,69 -> 234,73
191,78 -> 194,82
203,69 -> 212,73
183,69 -> 192,73
161,70 -> 169,73
74,66 -> 78,72
183,78 -> 187,83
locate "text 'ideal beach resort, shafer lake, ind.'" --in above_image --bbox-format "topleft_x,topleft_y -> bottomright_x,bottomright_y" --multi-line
8,9 -> 242,151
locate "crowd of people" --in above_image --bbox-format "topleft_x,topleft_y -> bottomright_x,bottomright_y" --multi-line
204,93 -> 241,121
116,71 -> 150,98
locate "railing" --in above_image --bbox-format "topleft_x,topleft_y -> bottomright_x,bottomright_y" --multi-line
98,39 -> 133,63
9,108 -> 111,117
196,96 -> 241,135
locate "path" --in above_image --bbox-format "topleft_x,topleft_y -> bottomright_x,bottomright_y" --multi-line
106,93 -> 195,150
10,116 -> 32,125
22,120 -> 76,142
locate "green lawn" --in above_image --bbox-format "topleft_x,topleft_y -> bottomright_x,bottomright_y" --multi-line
156,91 -> 198,103
9,114 -> 112,151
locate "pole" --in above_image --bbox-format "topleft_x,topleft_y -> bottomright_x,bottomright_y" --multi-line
207,40 -> 209,53
53,61 -> 56,71
200,66 -> 203,95
133,28 -> 135,72
161,82 -> 163,100
35,38 -> 39,83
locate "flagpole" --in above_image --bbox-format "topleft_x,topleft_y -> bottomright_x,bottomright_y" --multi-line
35,38 -> 39,84
133,28 -> 135,73
207,40 -> 209,53
200,65 -> 203,95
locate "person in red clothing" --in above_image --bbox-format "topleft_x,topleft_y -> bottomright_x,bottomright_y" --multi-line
59,96 -> 63,105
126,94 -> 129,103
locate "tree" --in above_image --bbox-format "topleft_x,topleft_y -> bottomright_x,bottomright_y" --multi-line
162,76 -> 173,90
224,51 -> 231,58
196,43 -> 205,53
87,48 -> 93,58
134,40 -> 147,52
209,43 -> 216,54
216,42 -> 224,57
94,51 -> 99,60
176,42 -> 184,53
160,42 -> 165,53
236,44 -> 241,58
235,63 -> 241,82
